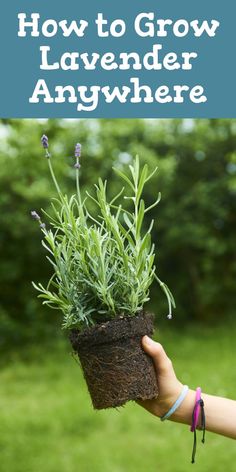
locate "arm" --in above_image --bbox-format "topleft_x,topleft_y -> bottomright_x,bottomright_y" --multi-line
138,336 -> 236,440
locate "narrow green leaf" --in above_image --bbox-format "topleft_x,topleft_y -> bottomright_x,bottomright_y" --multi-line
113,167 -> 135,190
145,166 -> 158,183
137,164 -> 148,201
145,193 -> 161,213
136,199 -> 145,238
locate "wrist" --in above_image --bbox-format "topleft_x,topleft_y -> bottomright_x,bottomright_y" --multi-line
170,389 -> 196,424
160,385 -> 190,422
157,381 -> 184,417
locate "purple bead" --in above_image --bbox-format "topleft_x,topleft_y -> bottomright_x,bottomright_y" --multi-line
74,162 -> 81,169
31,210 -> 40,221
74,143 -> 81,158
41,134 -> 49,149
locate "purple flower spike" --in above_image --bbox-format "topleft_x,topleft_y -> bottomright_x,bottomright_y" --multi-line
31,210 -> 40,221
74,162 -> 81,169
75,143 -> 81,158
41,135 -> 49,149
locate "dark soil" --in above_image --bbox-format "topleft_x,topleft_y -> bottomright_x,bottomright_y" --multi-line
69,312 -> 158,410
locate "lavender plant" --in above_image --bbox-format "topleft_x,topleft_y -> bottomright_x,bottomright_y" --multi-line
32,136 -> 175,329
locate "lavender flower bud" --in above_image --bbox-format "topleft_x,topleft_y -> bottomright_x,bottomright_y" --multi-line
40,223 -> 46,230
74,162 -> 81,169
41,134 -> 49,149
75,143 -> 81,158
31,210 -> 40,221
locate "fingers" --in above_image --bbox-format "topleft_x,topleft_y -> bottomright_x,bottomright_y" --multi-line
142,336 -> 174,376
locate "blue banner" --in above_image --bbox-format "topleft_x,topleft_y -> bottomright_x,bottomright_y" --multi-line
0,1 -> 235,117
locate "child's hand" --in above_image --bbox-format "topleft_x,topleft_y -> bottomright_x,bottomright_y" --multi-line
139,336 -> 236,440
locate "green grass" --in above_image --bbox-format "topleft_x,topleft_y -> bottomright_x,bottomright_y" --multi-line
0,323 -> 236,472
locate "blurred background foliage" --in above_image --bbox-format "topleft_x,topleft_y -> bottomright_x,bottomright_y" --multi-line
0,118 -> 236,348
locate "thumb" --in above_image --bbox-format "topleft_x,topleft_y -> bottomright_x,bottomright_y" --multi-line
142,336 -> 173,376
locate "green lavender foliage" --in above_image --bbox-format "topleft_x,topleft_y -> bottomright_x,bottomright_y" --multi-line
33,154 -> 175,329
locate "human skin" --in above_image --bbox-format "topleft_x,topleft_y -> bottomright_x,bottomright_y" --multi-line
138,336 -> 236,440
